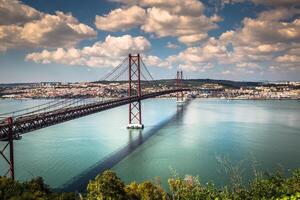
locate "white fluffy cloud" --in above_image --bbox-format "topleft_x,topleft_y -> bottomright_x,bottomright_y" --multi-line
26,35 -> 151,68
0,0 -> 97,52
166,42 -> 179,49
275,47 -> 300,70
141,7 -> 217,45
155,6 -> 300,73
143,55 -> 171,68
95,6 -> 146,31
162,37 -> 229,72
110,0 -> 204,15
97,0 -> 221,45
220,8 -> 300,68
276,54 -> 300,63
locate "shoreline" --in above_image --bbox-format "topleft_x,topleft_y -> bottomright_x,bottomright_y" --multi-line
0,97 -> 299,101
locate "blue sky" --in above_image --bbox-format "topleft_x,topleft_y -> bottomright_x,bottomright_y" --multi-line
0,0 -> 299,83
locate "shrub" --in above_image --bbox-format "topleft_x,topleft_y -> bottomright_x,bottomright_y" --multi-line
86,170 -> 127,200
0,168 -> 299,199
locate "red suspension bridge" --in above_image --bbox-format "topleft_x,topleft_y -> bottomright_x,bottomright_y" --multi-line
0,54 -> 190,180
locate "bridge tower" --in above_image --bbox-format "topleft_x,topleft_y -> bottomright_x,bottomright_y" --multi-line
176,70 -> 184,104
0,117 -> 15,180
127,54 -> 144,129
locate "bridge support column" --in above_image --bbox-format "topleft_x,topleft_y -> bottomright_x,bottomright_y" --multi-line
0,117 -> 15,180
176,70 -> 185,105
127,54 -> 144,129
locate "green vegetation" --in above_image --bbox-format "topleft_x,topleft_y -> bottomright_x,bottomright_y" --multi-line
1,168 -> 299,200
0,176 -> 76,200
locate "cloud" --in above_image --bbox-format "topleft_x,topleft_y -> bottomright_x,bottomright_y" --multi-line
177,34 -> 208,45
141,7 -> 217,45
0,0 -> 97,52
95,5 -> 146,31
235,17 -> 300,44
236,62 -> 258,68
275,47 -> 300,66
222,70 -> 231,75
0,0 -> 41,25
166,42 -> 179,49
110,0 -> 205,15
162,37 -> 229,72
258,7 -> 300,21
216,7 -> 300,70
222,0 -> 300,7
143,55 -> 171,68
98,0 -> 221,45
222,0 -> 245,3
118,4 -> 300,76
236,10 -> 300,67
139,0 -> 205,16
158,6 -> 300,74
276,54 -> 300,63
252,0 -> 300,7
26,35 -> 151,68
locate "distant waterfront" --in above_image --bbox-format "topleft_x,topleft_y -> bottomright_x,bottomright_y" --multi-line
1,80 -> 299,100
0,98 -> 300,191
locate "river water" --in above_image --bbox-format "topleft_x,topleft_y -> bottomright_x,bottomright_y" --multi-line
0,99 -> 299,190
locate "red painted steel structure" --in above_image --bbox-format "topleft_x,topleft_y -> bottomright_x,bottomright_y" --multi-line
128,54 -> 143,128
176,70 -> 184,102
0,117 -> 14,179
0,89 -> 189,139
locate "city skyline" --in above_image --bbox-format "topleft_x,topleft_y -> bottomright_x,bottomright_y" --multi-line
0,0 -> 300,83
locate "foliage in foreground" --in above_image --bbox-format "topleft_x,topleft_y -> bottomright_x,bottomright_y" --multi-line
0,168 -> 299,200
0,176 -> 76,200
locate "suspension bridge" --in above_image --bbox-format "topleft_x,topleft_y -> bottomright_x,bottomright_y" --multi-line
0,53 -> 190,180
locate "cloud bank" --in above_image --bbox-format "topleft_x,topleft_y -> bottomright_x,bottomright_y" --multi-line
95,0 -> 221,45
0,0 -> 97,52
26,35 -> 151,68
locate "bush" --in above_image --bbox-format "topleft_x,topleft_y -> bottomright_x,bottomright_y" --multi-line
86,170 -> 127,200
0,176 -> 78,200
86,171 -> 167,200
0,168 -> 299,199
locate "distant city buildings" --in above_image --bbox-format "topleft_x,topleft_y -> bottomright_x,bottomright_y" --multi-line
0,81 -> 299,100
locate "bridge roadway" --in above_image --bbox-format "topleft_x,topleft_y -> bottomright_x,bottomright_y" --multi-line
0,88 -> 190,140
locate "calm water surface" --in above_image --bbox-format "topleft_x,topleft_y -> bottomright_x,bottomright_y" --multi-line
0,99 -> 299,189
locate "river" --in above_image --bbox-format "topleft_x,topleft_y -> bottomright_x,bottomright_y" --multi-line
0,99 -> 299,191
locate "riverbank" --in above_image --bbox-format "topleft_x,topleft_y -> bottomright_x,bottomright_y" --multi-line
1,96 -> 299,100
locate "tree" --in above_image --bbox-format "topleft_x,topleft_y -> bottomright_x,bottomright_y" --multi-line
125,182 -> 139,200
86,170 -> 127,200
0,176 -> 78,200
137,181 -> 167,200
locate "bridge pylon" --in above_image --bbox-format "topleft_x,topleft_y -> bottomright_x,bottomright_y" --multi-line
176,70 -> 185,105
127,54 -> 144,129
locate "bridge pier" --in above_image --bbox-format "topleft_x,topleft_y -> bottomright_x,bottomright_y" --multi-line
127,54 -> 144,129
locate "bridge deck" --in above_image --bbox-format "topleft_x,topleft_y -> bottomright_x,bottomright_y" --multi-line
0,89 -> 190,140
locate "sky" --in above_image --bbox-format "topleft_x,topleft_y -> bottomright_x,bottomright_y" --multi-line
0,0 -> 300,83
